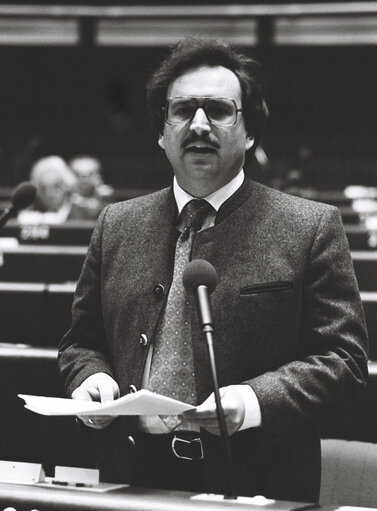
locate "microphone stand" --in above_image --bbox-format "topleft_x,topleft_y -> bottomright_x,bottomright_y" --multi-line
0,207 -> 14,230
197,285 -> 238,500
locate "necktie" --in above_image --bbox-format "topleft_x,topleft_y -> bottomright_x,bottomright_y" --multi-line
148,199 -> 213,431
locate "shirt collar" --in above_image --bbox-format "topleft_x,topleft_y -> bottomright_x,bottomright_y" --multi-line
173,169 -> 245,214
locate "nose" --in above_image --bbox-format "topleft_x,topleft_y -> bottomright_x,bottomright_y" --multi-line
189,107 -> 211,135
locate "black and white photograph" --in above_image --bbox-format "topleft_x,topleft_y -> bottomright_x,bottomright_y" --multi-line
0,1 -> 376,510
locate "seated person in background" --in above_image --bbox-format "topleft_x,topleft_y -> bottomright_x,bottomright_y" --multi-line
68,155 -> 114,220
18,155 -> 78,224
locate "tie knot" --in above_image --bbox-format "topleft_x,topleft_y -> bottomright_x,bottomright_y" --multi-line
180,199 -> 213,232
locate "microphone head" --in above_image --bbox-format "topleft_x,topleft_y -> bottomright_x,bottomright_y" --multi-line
11,181 -> 37,211
183,259 -> 218,294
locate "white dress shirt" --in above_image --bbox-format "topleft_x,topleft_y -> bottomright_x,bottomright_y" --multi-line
140,169 -> 262,433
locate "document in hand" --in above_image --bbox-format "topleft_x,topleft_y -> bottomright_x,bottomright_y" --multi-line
18,390 -> 195,416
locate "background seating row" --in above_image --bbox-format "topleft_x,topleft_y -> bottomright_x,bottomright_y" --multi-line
2,246 -> 377,289
1,282 -> 376,358
2,219 -> 377,250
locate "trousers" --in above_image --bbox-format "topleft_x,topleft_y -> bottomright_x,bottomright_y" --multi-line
131,431 -> 207,493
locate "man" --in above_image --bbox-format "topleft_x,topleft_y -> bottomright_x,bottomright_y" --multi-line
68,155 -> 114,220
58,38 -> 368,502
18,155 -> 77,224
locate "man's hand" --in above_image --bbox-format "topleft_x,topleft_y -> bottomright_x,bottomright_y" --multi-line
72,372 -> 120,430
182,385 -> 246,435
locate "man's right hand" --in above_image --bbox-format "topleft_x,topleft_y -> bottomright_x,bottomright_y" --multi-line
72,372 -> 120,430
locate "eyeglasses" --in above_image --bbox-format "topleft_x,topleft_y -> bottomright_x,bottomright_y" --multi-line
163,97 -> 242,127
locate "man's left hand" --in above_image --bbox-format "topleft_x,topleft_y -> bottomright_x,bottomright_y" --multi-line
182,385 -> 245,435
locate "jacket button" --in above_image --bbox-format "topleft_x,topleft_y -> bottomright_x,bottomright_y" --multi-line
128,385 -> 137,393
153,284 -> 165,297
127,435 -> 136,447
139,333 -> 148,347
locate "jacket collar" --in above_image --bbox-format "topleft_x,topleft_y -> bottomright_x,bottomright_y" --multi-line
216,176 -> 253,225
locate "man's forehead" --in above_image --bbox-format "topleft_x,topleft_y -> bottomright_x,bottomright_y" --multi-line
167,65 -> 242,101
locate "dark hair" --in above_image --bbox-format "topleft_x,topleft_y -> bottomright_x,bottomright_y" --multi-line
146,38 -> 269,149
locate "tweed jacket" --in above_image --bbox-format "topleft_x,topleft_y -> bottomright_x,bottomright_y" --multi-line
58,177 -> 368,502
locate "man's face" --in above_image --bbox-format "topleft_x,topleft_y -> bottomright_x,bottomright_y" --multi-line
159,65 -> 254,197
71,158 -> 101,197
39,175 -> 67,212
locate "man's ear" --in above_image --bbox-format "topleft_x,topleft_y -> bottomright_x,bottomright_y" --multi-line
245,137 -> 255,151
158,135 -> 165,149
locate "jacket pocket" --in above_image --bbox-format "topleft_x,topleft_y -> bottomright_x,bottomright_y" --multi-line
240,281 -> 293,296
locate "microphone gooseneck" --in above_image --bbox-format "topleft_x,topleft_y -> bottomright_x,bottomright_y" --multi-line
183,259 -> 237,500
0,181 -> 37,229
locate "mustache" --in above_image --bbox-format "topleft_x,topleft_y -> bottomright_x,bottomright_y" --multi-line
181,133 -> 220,150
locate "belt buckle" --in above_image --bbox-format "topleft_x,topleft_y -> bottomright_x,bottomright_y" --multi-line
171,436 -> 203,461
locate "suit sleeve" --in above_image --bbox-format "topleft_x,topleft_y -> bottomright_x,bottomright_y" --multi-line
249,206 -> 369,440
58,206 -> 114,397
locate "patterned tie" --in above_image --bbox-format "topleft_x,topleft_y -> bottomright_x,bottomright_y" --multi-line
148,199 -> 213,431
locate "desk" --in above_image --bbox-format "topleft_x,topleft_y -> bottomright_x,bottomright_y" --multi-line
0,187 -> 155,204
0,220 -> 95,246
345,225 -> 377,250
0,245 -> 86,282
0,483 -> 316,511
288,189 -> 352,207
351,251 -> 377,291
0,343 -> 97,472
0,221 -> 371,249
0,282 -> 74,345
337,206 -> 360,225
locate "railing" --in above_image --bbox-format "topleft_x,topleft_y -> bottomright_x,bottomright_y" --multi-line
1,3 -> 377,18
0,2 -> 377,46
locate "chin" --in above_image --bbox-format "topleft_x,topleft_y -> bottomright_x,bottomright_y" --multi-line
187,160 -> 217,173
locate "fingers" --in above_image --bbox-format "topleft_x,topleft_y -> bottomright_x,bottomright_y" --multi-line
72,372 -> 120,403
78,415 -> 115,430
183,390 -> 219,419
182,386 -> 245,436
72,385 -> 97,402
72,372 -> 120,430
98,375 -> 120,404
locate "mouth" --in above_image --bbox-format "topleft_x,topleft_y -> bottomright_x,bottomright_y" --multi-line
184,143 -> 218,155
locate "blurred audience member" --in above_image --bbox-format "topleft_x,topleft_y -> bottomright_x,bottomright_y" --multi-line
18,155 -> 78,224
283,144 -> 314,194
69,155 -> 114,220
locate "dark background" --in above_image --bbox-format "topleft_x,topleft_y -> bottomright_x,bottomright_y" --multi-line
0,39 -> 376,190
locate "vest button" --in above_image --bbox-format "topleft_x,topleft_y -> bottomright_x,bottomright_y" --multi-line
139,333 -> 148,347
153,284 -> 165,297
128,384 -> 137,393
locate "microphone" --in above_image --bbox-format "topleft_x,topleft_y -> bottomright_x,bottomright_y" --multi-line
183,259 -> 217,330
183,259 -> 237,500
0,182 -> 37,229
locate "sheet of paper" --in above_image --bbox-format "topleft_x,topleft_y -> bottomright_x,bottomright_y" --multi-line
18,389 -> 195,416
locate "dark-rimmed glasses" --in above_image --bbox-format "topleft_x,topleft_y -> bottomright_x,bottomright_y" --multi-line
163,97 -> 242,127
